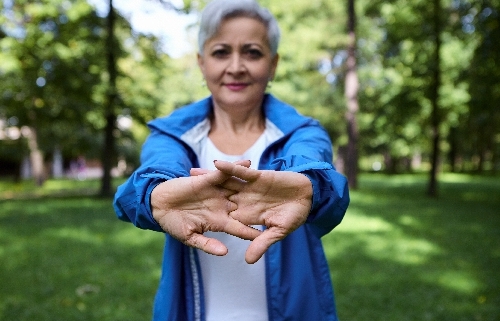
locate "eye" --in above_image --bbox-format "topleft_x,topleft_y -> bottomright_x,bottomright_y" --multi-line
211,48 -> 229,58
246,49 -> 264,59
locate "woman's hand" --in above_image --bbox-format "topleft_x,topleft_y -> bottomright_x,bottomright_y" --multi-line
213,160 -> 313,264
151,164 -> 261,256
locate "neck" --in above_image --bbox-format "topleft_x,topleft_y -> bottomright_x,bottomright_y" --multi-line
210,100 -> 265,136
208,99 -> 266,155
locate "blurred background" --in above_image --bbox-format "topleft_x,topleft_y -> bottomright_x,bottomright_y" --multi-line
0,0 -> 499,320
1,0 -> 498,194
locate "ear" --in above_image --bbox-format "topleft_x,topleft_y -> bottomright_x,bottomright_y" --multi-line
269,53 -> 279,80
197,53 -> 206,75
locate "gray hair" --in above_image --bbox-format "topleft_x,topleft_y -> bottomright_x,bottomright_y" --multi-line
198,0 -> 280,57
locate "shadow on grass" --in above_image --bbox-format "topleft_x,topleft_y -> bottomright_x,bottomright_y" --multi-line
1,175 -> 498,320
0,196 -> 164,321
324,173 -> 500,321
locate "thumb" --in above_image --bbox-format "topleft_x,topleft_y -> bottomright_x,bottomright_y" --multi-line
244,228 -> 283,264
187,234 -> 228,256
190,168 -> 211,176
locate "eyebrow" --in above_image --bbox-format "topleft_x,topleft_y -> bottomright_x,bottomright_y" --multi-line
210,42 -> 264,48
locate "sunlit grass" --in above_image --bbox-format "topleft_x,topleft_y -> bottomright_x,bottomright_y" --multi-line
0,195 -> 163,321
0,177 -> 125,199
0,173 -> 499,320
325,173 -> 500,321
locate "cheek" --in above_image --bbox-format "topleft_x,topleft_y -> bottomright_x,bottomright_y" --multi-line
203,62 -> 225,80
252,64 -> 273,81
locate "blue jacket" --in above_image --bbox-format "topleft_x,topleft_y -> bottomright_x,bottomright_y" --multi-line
113,94 -> 350,321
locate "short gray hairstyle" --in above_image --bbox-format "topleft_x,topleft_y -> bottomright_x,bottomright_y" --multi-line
198,0 -> 280,57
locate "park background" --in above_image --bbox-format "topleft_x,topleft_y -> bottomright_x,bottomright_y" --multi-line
0,0 -> 499,320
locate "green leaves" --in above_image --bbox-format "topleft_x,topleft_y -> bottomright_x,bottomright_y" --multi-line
0,0 -> 173,166
1,0 -> 498,178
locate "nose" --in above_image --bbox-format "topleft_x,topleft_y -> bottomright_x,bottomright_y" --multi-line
227,54 -> 245,74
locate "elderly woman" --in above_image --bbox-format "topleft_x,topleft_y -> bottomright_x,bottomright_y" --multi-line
113,0 -> 350,320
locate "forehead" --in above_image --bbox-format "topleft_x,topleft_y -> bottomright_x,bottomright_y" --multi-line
209,16 -> 269,44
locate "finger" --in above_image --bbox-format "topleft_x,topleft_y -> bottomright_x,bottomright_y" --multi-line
218,176 -> 247,191
217,186 -> 239,199
190,168 -> 211,176
223,218 -> 262,241
233,159 -> 251,168
186,233 -> 228,256
214,160 -> 260,182
245,228 -> 283,264
227,208 -> 262,226
201,167 -> 234,186
190,160 -> 249,179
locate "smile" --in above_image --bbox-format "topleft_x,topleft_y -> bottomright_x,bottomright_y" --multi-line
225,83 -> 249,91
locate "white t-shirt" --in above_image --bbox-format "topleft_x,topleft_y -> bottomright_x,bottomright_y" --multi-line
196,129 -> 273,321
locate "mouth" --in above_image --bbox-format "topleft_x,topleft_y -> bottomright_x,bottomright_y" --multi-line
225,83 -> 249,91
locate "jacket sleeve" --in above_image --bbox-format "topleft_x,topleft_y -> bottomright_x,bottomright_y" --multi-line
266,122 -> 350,238
113,129 -> 196,232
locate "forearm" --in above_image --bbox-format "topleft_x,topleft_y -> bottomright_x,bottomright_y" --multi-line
269,157 -> 349,236
113,171 -> 167,232
113,135 -> 194,231
266,126 -> 350,237
300,167 -> 349,237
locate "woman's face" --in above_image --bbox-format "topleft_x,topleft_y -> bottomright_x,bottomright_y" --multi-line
198,16 -> 279,111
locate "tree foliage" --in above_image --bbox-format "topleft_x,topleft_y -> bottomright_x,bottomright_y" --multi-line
0,0 -> 171,184
1,0 -> 498,191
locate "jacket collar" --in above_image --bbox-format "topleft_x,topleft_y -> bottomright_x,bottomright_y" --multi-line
148,94 -> 312,139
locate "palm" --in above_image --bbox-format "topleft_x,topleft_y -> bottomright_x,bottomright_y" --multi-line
151,169 -> 260,256
214,160 -> 313,263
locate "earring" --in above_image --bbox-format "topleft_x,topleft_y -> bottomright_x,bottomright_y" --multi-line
267,79 -> 273,89
201,78 -> 206,87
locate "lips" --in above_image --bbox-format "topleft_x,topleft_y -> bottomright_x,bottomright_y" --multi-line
225,83 -> 249,91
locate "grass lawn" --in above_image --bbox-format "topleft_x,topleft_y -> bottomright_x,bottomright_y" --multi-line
0,173 -> 499,320
325,173 -> 500,321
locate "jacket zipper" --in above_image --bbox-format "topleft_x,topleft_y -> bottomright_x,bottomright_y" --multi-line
189,247 -> 202,321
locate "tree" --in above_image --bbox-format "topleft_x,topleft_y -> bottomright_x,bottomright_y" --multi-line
260,0 -> 348,160
100,0 -> 118,196
5,0 -> 494,190
0,0 -> 170,187
99,0 -> 198,195
463,0 -> 500,172
427,0 -> 443,197
357,0 -> 474,183
344,0 -> 360,189
0,0 -> 106,184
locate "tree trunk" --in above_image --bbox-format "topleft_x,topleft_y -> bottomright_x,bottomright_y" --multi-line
476,144 -> 486,173
344,0 -> 359,189
100,0 -> 117,197
24,126 -> 45,186
52,147 -> 64,178
448,127 -> 457,172
492,144 -> 498,174
335,145 -> 347,175
427,0 -> 442,197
